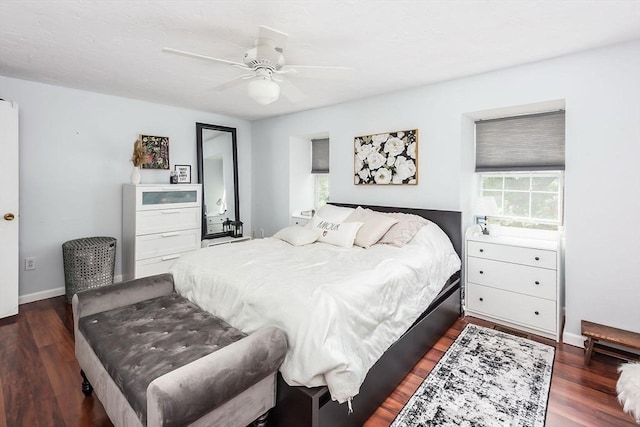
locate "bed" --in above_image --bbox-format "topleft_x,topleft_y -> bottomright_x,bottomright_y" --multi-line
170,203 -> 462,427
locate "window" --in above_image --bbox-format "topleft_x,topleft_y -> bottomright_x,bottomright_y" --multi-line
311,138 -> 330,209
315,174 -> 329,209
475,110 -> 565,230
479,172 -> 563,229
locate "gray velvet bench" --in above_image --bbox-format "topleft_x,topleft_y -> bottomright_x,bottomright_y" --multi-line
72,273 -> 287,427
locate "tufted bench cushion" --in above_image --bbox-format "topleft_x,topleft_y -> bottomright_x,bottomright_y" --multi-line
73,273 -> 288,427
79,293 -> 247,424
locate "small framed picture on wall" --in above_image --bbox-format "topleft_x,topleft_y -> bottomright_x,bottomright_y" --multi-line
175,165 -> 191,184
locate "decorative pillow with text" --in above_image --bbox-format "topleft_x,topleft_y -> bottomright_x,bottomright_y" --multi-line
310,215 -> 363,248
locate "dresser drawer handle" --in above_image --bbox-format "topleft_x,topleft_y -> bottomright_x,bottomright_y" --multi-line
534,281 -> 540,285
534,311 -> 539,315
534,256 -> 540,261
161,210 -> 181,214
161,232 -> 180,238
479,270 -> 484,274
479,297 -> 484,302
161,254 -> 181,261
479,248 -> 484,253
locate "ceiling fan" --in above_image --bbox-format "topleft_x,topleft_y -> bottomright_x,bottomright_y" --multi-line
162,25 -> 354,105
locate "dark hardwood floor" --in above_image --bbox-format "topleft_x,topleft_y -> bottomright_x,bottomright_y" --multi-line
0,296 -> 636,426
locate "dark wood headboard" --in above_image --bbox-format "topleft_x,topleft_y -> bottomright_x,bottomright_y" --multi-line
330,203 -> 462,259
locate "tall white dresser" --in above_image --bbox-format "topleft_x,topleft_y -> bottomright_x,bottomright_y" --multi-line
465,229 -> 564,341
122,184 -> 202,280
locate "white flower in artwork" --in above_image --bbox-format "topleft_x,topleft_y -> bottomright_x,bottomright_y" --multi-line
395,156 -> 416,181
397,131 -> 405,138
356,143 -> 374,160
384,137 -> 405,157
372,133 -> 389,148
355,156 -> 363,172
392,174 -> 403,184
407,141 -> 416,159
386,155 -> 396,167
367,151 -> 386,170
374,168 -> 392,184
408,178 -> 416,184
354,138 -> 362,149
358,168 -> 371,181
354,175 -> 360,184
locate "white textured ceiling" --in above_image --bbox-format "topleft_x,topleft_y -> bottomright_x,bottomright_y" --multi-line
1,1 -> 639,120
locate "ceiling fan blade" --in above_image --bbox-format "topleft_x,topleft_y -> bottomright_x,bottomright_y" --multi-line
278,78 -> 306,103
213,74 -> 255,92
279,65 -> 355,80
257,25 -> 288,52
162,47 -> 248,68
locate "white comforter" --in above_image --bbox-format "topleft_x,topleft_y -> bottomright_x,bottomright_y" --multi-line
170,223 -> 460,404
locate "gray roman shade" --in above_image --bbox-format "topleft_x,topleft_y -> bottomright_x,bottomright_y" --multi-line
475,111 -> 565,171
311,138 -> 330,173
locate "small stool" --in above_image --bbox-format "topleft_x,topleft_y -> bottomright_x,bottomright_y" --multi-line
62,236 -> 116,303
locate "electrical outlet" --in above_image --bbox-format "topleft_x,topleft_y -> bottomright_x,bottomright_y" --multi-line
25,257 -> 36,271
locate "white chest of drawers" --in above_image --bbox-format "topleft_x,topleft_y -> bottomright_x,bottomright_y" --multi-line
122,184 -> 202,280
465,230 -> 564,341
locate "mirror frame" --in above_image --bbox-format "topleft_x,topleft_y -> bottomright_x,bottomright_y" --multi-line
196,122 -> 240,240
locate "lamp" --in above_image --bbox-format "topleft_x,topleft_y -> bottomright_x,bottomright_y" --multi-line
248,77 -> 280,105
222,218 -> 232,235
473,196 -> 498,235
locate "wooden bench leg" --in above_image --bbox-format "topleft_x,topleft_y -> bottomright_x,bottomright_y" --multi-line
584,337 -> 595,365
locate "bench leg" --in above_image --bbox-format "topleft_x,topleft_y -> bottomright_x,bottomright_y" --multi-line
80,370 -> 93,397
584,337 -> 595,365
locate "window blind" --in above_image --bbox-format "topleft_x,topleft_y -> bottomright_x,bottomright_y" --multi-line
475,111 -> 565,171
311,138 -> 330,173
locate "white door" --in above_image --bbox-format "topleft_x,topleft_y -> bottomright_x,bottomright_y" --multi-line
0,100 -> 19,318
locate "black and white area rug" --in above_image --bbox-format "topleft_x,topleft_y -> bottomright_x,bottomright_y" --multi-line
391,324 -> 555,427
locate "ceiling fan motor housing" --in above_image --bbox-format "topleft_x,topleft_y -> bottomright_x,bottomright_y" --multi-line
243,44 -> 285,71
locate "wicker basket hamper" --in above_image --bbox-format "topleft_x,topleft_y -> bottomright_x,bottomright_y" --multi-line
62,236 -> 116,303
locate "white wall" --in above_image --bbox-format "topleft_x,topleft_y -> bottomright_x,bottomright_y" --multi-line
251,40 -> 640,342
0,76 -> 252,299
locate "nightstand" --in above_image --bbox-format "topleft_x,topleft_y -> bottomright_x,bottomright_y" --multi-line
465,229 -> 564,341
290,214 -> 312,226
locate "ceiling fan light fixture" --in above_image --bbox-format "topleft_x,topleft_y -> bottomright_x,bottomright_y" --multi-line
248,77 -> 280,105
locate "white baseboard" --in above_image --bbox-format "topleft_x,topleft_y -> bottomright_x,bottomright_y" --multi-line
19,274 -> 123,305
563,331 -> 586,348
19,287 -> 65,305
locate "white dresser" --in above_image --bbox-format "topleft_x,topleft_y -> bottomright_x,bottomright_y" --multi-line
122,184 -> 202,280
465,230 -> 564,341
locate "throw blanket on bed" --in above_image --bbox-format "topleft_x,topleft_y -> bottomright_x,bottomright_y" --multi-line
170,223 -> 460,404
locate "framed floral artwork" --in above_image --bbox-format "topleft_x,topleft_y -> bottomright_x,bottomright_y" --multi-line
354,129 -> 418,185
140,135 -> 169,169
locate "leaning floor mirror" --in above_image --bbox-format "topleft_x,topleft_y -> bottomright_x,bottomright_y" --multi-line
196,122 -> 240,240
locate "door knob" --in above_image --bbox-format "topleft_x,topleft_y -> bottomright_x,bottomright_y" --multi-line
3,213 -> 15,221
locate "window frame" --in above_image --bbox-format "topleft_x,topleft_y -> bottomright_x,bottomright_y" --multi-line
478,171 -> 564,228
314,173 -> 329,209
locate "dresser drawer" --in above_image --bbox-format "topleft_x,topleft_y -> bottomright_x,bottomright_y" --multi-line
136,207 -> 200,235
135,253 -> 185,278
467,284 -> 556,332
467,257 -> 557,300
135,229 -> 200,260
468,240 -> 556,269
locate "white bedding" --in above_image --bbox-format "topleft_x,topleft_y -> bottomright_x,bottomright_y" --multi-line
169,222 -> 461,404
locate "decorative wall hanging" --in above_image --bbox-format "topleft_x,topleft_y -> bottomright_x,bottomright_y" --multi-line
140,135 -> 170,169
354,129 -> 418,185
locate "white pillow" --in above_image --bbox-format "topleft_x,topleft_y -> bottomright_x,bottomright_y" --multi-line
309,215 -> 363,248
273,226 -> 319,246
378,212 -> 430,247
344,207 -> 399,248
315,204 -> 355,222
